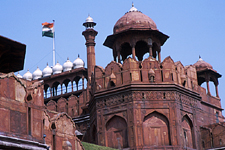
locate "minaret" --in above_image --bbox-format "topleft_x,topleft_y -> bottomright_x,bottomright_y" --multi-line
82,15 -> 98,84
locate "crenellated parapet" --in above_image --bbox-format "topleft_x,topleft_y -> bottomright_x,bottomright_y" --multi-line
94,56 -> 200,93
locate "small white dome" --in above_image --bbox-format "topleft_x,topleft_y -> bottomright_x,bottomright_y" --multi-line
63,58 -> 73,72
53,61 -> 63,74
73,55 -> 85,69
33,67 -> 42,80
23,69 -> 32,81
86,15 -> 94,23
43,63 -> 53,77
17,72 -> 22,78
129,3 -> 138,12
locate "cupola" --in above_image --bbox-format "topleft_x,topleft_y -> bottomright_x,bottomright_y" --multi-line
52,61 -> 63,74
83,15 -> 96,29
23,69 -> 32,81
32,67 -> 42,80
193,57 -> 213,72
17,72 -> 22,78
104,3 -> 169,63
63,57 -> 73,72
73,55 -> 85,69
43,63 -> 53,77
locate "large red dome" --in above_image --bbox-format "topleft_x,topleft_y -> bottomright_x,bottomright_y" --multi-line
113,8 -> 157,34
193,57 -> 213,72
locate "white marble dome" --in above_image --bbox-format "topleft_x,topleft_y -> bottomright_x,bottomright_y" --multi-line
73,55 -> 85,69
32,67 -> 42,80
17,72 -> 22,78
63,58 -> 73,72
43,63 -> 53,77
86,15 -> 94,23
53,61 -> 63,74
23,69 -> 32,81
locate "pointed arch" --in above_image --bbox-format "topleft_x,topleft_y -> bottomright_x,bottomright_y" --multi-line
105,115 -> 128,149
105,61 -> 122,75
46,100 -> 57,111
135,40 -> 148,61
120,42 -> 132,61
143,111 -> 171,146
181,114 -> 195,148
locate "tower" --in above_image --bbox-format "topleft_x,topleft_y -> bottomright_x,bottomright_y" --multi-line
82,15 -> 98,83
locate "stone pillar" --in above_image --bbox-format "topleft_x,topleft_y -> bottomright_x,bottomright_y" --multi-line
149,45 -> 153,57
82,29 -> 98,84
206,81 -> 211,95
117,50 -> 121,63
50,88 -> 53,97
206,74 -> 211,95
215,80 -> 219,97
132,46 -> 136,60
82,76 -> 84,89
158,50 -> 161,63
71,82 -> 73,92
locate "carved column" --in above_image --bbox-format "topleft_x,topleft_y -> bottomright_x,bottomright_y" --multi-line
82,76 -> 84,89
149,45 -> 153,57
158,49 -> 161,63
214,80 -> 219,97
205,74 -> 211,95
132,46 -> 136,60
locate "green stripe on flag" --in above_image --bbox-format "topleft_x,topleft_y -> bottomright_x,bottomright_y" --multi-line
42,31 -> 54,38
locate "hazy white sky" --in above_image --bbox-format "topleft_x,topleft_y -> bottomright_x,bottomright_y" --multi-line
1,0 -> 225,116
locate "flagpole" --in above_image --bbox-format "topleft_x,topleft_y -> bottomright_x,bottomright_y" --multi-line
53,20 -> 55,66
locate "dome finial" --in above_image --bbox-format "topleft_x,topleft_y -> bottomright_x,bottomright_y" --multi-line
78,54 -> 80,58
129,2 -> 138,12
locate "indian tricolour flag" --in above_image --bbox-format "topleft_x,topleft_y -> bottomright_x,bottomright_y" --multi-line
42,22 -> 54,38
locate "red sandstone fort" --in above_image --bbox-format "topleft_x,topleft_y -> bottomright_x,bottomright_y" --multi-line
0,4 -> 225,150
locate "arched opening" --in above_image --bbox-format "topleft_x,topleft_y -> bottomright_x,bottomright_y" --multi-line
67,81 -> 72,93
73,76 -> 81,91
106,116 -> 128,149
52,82 -> 60,96
62,83 -> 66,94
73,80 -> 77,91
78,79 -> 83,90
62,79 -> 71,94
143,111 -> 171,146
57,84 -> 61,96
181,115 -> 195,148
120,42 -> 132,61
109,81 -> 115,88
135,40 -> 148,61
44,84 -> 52,98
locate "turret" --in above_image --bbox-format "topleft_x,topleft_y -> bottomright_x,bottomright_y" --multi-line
82,15 -> 98,83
